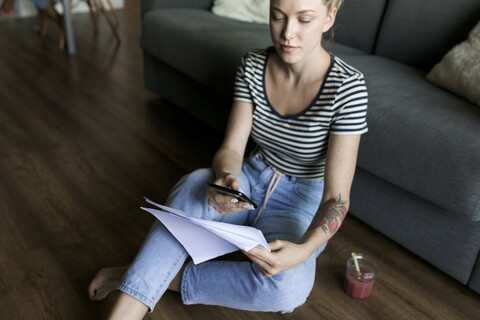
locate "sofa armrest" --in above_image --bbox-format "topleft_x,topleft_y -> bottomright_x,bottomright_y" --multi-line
141,0 -> 213,15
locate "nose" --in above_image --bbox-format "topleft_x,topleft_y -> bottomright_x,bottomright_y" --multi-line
282,19 -> 296,41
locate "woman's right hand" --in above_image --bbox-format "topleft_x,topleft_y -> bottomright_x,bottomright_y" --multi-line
206,174 -> 254,215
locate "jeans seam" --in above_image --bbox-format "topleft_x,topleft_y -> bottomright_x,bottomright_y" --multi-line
181,262 -> 193,304
118,284 -> 155,311
153,251 -> 187,299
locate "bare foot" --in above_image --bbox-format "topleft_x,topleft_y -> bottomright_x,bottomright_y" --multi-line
88,266 -> 129,301
38,4 -> 65,50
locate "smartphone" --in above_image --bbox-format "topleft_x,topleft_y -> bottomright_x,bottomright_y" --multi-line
208,183 -> 258,209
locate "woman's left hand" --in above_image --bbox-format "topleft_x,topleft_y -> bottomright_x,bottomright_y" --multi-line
243,240 -> 310,277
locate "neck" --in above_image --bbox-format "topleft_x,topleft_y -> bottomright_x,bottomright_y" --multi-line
276,45 -> 330,85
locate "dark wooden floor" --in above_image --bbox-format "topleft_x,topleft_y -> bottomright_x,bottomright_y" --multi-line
0,2 -> 479,319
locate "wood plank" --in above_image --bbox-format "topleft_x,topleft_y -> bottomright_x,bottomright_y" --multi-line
0,1 -> 478,319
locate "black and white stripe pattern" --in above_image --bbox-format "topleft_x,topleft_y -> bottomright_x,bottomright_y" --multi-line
234,47 -> 368,180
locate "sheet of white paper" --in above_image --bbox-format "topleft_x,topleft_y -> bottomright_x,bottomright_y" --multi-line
142,207 -> 239,264
200,223 -> 269,251
141,198 -> 271,264
144,198 -> 270,252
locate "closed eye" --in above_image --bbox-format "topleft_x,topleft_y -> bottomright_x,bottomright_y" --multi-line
298,15 -> 314,23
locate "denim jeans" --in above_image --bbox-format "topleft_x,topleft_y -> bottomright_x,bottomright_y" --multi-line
118,152 -> 326,313
32,0 -> 51,10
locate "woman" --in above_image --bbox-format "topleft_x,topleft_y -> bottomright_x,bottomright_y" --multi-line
33,0 -> 65,49
89,0 -> 368,318
0,0 -> 15,20
0,0 -> 64,49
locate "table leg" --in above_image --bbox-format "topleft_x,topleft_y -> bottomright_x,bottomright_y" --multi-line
62,0 -> 76,55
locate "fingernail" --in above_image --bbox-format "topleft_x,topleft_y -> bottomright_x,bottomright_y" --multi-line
230,198 -> 239,203
243,204 -> 252,209
236,187 -> 244,193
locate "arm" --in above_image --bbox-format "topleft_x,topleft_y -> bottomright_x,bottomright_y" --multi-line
212,100 -> 253,182
206,100 -> 255,214
244,133 -> 361,276
298,133 -> 360,254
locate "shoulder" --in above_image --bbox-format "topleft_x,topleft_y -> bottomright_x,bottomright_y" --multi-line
240,47 -> 271,69
329,54 -> 366,86
327,55 -> 368,110
328,55 -> 368,103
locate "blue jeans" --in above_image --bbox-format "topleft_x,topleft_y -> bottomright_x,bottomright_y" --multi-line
118,153 -> 326,313
32,0 -> 51,10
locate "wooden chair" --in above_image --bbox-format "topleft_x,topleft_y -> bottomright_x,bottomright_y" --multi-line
42,0 -> 121,45
84,0 -> 120,42
66,0 -> 120,42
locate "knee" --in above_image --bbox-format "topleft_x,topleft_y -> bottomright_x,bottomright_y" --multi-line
254,263 -> 315,313
184,168 -> 214,187
166,168 -> 213,212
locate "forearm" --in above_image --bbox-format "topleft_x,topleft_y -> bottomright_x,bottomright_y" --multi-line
211,101 -> 253,182
298,194 -> 349,256
244,194 -> 349,277
212,146 -> 244,181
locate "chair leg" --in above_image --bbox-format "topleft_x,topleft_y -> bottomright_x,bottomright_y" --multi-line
40,11 -> 49,36
95,0 -> 120,42
104,0 -> 118,23
86,0 -> 98,31
42,2 -> 65,49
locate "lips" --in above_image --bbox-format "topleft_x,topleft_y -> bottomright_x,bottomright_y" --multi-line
280,44 -> 298,53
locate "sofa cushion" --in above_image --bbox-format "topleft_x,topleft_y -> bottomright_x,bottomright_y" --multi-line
427,20 -> 480,107
334,0 -> 387,54
469,257 -> 480,294
142,9 -> 271,97
326,42 -> 367,56
351,167 -> 480,285
339,54 -> 480,221
374,0 -> 480,71
141,9 -> 366,98
212,0 -> 269,24
141,0 -> 213,16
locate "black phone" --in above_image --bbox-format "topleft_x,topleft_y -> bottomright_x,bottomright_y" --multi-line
208,183 -> 258,209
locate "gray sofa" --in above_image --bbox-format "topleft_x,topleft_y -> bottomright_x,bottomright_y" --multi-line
140,0 -> 480,294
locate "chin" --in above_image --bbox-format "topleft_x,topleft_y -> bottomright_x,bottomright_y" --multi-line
275,46 -> 302,63
277,51 -> 303,64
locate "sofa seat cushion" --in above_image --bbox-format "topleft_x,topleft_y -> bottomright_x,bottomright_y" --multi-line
141,9 -> 366,99
339,54 -> 480,221
141,9 -> 271,98
326,42 -> 367,56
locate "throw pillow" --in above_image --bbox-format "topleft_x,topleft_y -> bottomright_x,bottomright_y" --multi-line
212,0 -> 269,24
427,20 -> 480,107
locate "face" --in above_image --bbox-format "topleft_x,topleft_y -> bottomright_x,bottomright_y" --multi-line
269,0 -> 337,64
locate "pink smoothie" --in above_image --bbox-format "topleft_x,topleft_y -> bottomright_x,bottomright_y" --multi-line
344,268 -> 375,298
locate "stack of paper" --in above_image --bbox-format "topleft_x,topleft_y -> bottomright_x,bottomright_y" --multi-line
141,198 -> 270,264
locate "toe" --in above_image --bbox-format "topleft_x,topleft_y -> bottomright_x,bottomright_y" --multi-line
88,276 -> 101,300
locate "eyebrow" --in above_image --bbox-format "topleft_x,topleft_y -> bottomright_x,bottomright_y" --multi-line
297,9 -> 316,14
271,7 -> 316,14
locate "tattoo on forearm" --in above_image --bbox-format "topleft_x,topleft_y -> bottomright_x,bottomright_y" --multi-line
308,194 -> 348,234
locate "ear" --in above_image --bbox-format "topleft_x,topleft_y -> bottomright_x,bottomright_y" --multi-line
322,8 -> 337,33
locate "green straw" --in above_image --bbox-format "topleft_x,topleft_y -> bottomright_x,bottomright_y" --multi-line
351,252 -> 362,277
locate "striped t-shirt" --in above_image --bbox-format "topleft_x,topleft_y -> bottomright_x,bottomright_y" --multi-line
234,47 -> 368,180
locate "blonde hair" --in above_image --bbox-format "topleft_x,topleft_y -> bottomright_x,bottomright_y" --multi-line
323,0 -> 344,12
322,0 -> 343,43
